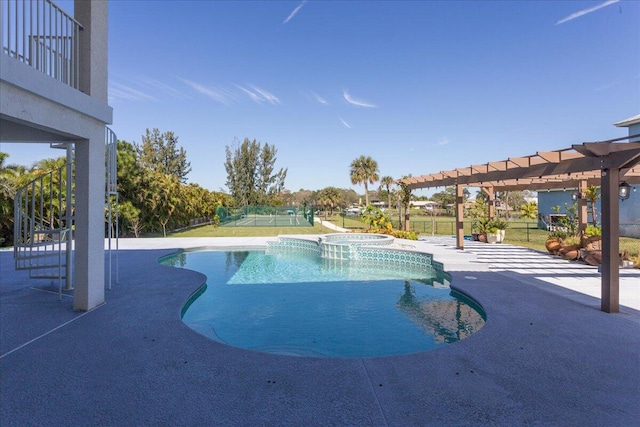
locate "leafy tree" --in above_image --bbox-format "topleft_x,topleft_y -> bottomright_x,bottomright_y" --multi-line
349,155 -> 379,207
224,138 -> 287,206
498,191 -> 525,218
379,175 -> 394,210
136,128 -> 191,183
116,140 -> 146,201
119,200 -> 143,238
315,186 -> 342,217
148,172 -> 181,237
339,188 -> 359,208
431,186 -> 457,208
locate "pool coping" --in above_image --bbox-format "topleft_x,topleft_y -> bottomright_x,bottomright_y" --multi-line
1,236 -> 639,425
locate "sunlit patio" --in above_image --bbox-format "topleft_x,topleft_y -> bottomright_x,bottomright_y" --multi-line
2,237 -> 638,425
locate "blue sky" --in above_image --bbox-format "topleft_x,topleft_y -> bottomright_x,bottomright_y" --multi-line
3,0 -> 639,196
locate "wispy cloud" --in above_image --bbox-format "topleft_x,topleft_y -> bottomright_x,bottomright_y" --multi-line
594,81 -> 617,92
108,81 -> 156,103
179,78 -> 230,104
312,91 -> 328,105
235,85 -> 281,105
251,85 -> 281,105
299,90 -> 329,105
343,90 -> 377,108
236,85 -> 262,104
338,116 -> 351,129
556,0 -> 619,25
436,138 -> 450,146
134,76 -> 187,99
283,0 -> 307,24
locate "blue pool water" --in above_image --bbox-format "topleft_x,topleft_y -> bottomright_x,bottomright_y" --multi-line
168,250 -> 485,358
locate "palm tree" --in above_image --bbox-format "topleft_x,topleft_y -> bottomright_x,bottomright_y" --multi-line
379,175 -> 394,211
584,186 -> 600,226
349,155 -> 379,207
519,201 -> 538,220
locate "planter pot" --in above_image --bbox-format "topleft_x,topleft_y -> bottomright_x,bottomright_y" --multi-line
472,233 -> 480,241
486,233 -> 499,244
582,235 -> 601,250
582,249 -> 602,266
478,233 -> 487,243
559,244 -> 580,261
497,230 -> 505,243
545,238 -> 562,255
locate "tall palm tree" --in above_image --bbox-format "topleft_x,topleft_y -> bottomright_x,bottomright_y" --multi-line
349,155 -> 379,207
379,175 -> 394,211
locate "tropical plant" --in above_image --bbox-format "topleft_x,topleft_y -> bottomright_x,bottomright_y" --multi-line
584,224 -> 601,237
349,155 -> 379,207
584,186 -> 600,226
489,218 -> 509,230
361,205 -> 392,231
520,201 -> 538,220
0,152 -> 25,246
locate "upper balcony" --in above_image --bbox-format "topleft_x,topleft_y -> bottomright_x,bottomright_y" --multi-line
2,0 -> 82,89
1,0 -> 111,143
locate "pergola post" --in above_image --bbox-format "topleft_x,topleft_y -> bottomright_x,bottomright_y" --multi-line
577,180 -> 588,235
455,184 -> 464,250
483,187 -> 495,219
600,168 -> 620,313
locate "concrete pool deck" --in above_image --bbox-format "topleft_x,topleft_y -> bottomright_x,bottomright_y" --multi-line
1,237 -> 639,425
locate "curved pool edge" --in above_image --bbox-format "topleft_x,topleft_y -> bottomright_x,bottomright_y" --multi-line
162,235 -> 488,358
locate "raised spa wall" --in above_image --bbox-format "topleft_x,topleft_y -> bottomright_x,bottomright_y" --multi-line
267,234 -> 447,282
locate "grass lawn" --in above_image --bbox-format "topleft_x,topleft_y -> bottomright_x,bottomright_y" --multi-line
166,215 -> 639,258
168,222 -> 333,237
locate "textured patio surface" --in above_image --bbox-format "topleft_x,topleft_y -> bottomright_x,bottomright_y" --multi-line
1,237 -> 639,426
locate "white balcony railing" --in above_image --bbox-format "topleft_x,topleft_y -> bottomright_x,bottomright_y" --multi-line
2,0 -> 82,89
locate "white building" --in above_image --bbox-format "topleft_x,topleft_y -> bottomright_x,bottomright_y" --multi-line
1,0 -> 112,310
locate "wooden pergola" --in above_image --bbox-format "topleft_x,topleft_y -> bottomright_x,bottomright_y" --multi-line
401,135 -> 640,313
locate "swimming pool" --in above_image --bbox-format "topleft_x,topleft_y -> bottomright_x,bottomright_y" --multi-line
169,238 -> 485,358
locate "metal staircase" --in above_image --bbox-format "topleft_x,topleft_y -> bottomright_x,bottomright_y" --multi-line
13,144 -> 74,298
13,128 -> 119,298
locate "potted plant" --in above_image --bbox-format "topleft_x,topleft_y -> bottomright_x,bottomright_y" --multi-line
474,218 -> 490,243
581,224 -> 601,250
545,230 -> 567,255
558,235 -> 581,261
486,226 -> 500,244
490,218 -> 508,243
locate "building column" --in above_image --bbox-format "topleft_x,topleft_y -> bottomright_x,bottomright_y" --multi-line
455,184 -> 464,250
600,168 -> 620,313
76,0 -> 109,103
73,129 -> 105,311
